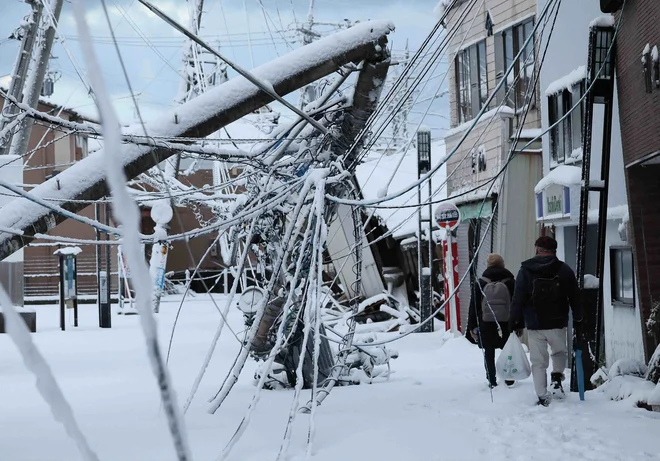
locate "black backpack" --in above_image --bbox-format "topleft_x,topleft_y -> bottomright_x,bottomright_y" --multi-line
531,274 -> 565,321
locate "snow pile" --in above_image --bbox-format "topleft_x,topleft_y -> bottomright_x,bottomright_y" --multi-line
53,246 -> 82,256
589,15 -> 615,29
599,374 -> 656,404
2,299 -> 660,459
445,106 -> 514,137
534,164 -> 581,193
587,204 -> 629,223
610,358 -> 648,378
649,382 -> 660,406
583,274 -> 600,289
515,128 -> 543,140
545,66 -> 587,96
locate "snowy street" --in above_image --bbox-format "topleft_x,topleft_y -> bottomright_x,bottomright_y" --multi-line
2,295 -> 658,461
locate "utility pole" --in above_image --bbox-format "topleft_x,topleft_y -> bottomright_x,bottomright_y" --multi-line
417,128 -> 433,333
9,0 -> 64,159
0,0 -> 43,154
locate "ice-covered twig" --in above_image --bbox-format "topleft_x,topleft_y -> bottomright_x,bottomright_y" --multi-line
72,2 -> 191,460
0,286 -> 100,461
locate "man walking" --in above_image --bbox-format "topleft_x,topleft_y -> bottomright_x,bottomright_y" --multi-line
509,236 -> 582,406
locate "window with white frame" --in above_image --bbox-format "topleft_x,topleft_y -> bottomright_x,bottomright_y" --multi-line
75,134 -> 88,158
455,39 -> 488,124
495,18 -> 536,110
548,80 -> 585,164
611,247 -> 635,305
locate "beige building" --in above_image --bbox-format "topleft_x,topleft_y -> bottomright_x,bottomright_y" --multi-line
441,0 -> 543,330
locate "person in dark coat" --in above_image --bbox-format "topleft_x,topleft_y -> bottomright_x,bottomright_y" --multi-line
509,236 -> 583,406
467,253 -> 515,389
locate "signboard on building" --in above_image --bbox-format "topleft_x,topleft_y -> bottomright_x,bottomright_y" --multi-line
536,185 -> 571,220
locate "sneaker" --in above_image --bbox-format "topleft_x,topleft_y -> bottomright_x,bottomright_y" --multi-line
537,396 -> 550,407
505,380 -> 515,387
550,372 -> 566,399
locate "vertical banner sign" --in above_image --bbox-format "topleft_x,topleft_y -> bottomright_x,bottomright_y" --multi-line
442,239 -> 461,332
434,203 -> 462,333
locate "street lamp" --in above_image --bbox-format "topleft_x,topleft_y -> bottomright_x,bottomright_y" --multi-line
417,127 -> 433,333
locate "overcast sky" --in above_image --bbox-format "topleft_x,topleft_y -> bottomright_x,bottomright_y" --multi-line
0,0 -> 448,139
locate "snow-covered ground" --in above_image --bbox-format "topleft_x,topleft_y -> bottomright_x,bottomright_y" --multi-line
2,294 -> 659,461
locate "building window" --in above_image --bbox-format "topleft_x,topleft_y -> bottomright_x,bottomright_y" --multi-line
611,247 -> 635,305
495,17 -> 536,110
548,80 -> 585,165
455,39 -> 488,124
75,134 -> 88,158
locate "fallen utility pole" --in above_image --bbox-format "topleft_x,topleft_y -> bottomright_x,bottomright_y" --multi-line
0,21 -> 394,261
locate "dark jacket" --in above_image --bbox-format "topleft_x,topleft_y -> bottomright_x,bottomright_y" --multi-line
467,266 -> 515,349
509,254 -> 583,331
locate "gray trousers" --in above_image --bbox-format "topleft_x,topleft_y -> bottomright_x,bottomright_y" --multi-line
527,328 -> 568,398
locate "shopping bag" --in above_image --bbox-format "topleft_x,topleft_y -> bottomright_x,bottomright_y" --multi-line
496,334 -> 531,381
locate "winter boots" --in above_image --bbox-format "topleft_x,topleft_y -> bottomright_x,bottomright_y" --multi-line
550,372 -> 566,399
537,396 -> 550,407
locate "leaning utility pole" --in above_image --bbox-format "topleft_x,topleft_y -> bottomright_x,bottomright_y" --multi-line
9,0 -> 64,159
0,0 -> 43,154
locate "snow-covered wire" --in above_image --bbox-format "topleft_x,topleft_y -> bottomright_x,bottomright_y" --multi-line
71,3 -> 192,460
326,0 -> 556,207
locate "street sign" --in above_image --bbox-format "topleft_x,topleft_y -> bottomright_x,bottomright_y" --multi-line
434,203 -> 461,231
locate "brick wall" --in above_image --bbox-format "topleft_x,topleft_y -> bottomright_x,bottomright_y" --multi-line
625,164 -> 660,360
615,0 -> 660,166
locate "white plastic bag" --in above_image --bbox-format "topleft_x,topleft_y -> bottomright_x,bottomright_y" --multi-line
496,334 -> 531,381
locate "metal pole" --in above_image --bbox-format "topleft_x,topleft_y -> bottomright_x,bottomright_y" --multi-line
446,230 -> 458,333
104,203 -> 112,326
9,0 -> 64,159
427,168 -> 434,332
73,257 -> 78,328
58,254 -> 65,331
417,155 -> 424,331
0,0 -> 43,154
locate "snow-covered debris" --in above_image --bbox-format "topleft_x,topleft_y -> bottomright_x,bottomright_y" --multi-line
53,246 -> 82,256
583,274 -> 600,289
589,15 -> 615,28
445,106 -> 514,137
545,66 -> 587,96
609,358 -> 647,378
599,374 -> 656,404
534,165 -> 581,193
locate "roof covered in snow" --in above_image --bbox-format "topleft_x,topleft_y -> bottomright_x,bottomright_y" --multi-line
355,140 -> 447,239
545,66 -> 587,97
589,15 -> 615,29
534,165 -> 582,193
